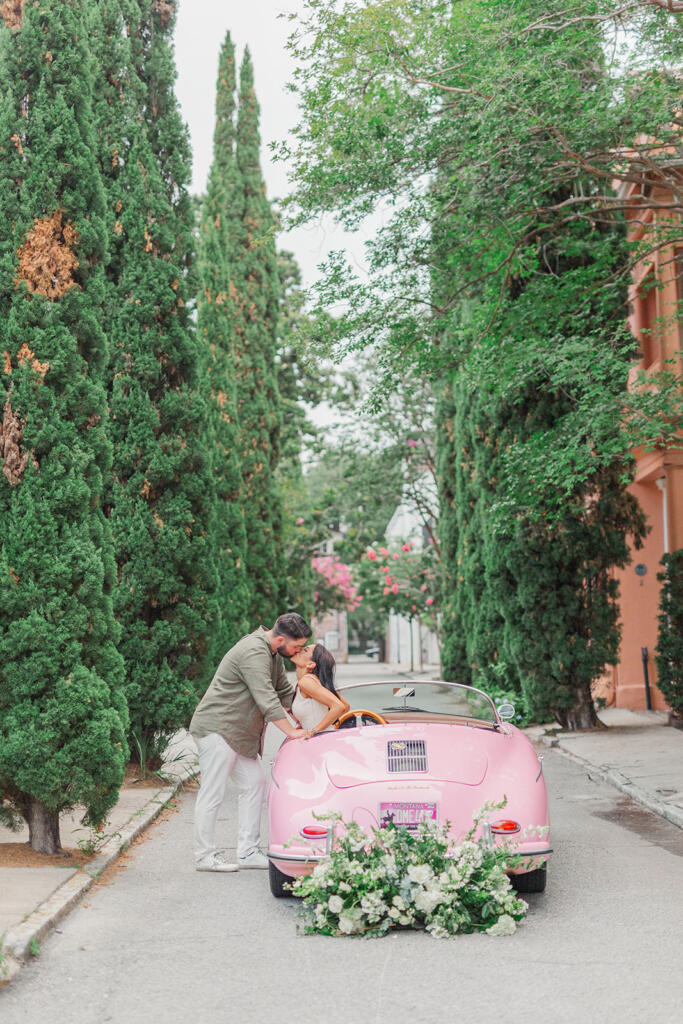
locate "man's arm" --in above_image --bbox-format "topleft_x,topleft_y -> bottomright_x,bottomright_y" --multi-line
240,647 -> 305,737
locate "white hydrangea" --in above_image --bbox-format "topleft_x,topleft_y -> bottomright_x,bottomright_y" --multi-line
337,915 -> 356,934
414,888 -> 443,915
407,863 -> 433,885
388,907 -> 401,919
392,894 -> 406,910
328,894 -> 344,914
486,914 -> 517,936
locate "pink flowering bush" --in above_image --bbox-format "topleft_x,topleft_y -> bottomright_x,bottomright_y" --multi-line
312,555 -> 363,611
355,541 -> 441,625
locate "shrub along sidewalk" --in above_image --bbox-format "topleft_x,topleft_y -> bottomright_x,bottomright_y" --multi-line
0,733 -> 197,983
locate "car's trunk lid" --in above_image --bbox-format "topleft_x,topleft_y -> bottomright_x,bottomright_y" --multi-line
323,723 -> 488,788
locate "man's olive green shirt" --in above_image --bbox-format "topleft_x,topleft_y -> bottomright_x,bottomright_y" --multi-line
190,627 -> 295,759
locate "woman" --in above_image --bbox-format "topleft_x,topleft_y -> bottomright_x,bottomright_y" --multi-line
290,644 -> 350,734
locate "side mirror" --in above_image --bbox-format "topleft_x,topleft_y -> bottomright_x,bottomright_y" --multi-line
497,702 -> 515,721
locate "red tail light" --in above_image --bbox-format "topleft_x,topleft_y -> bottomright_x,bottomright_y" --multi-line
490,819 -> 521,834
299,825 -> 329,839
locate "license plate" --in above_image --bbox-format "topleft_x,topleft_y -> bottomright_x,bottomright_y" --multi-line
379,801 -> 438,831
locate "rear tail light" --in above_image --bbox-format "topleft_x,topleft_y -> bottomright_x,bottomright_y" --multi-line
490,819 -> 521,834
299,825 -> 330,840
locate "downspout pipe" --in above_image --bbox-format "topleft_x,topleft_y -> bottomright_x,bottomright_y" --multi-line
655,475 -> 670,555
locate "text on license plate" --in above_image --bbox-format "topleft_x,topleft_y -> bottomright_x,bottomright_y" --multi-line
379,801 -> 438,831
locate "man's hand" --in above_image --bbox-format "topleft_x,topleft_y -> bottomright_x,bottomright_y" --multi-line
272,717 -> 312,740
290,727 -> 314,740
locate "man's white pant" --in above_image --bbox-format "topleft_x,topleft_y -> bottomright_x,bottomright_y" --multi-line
194,733 -> 266,863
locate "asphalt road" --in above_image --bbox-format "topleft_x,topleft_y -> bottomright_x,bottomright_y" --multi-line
2,676 -> 682,1023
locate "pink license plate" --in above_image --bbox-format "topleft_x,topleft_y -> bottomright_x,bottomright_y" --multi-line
379,801 -> 438,831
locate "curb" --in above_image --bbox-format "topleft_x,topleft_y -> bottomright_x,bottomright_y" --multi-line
539,735 -> 683,831
0,774 -> 191,975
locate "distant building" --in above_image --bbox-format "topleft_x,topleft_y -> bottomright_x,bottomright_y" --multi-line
606,173 -> 683,710
384,475 -> 440,671
311,608 -> 348,663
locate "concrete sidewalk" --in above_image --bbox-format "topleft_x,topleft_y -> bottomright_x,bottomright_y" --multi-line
1,705 -> 681,986
0,732 -> 198,983
526,707 -> 683,830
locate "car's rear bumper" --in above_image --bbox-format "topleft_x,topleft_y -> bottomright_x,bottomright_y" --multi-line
267,843 -> 553,880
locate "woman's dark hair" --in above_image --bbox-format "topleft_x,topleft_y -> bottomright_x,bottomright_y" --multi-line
311,644 -> 339,696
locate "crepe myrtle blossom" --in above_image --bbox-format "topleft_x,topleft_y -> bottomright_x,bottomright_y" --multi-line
312,554 -> 362,611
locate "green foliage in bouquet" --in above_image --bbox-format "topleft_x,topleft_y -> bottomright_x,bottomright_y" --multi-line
292,807 -> 528,939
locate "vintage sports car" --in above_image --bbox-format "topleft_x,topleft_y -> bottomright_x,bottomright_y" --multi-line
267,679 -> 551,897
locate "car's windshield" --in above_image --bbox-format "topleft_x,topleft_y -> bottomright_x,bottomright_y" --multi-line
336,681 -> 498,724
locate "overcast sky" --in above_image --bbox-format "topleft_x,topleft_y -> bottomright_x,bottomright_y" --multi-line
174,0 -> 372,290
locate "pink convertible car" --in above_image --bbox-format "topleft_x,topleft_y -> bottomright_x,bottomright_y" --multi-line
267,679 -> 551,897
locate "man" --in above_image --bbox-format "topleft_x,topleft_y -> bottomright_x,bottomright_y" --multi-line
190,613 -> 313,871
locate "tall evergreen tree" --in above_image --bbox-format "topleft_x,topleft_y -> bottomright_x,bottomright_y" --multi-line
231,48 -> 284,625
0,0 -> 127,852
196,30 -> 249,655
90,0 -> 221,764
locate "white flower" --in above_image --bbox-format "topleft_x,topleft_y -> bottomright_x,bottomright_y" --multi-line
414,888 -> 443,915
486,914 -> 517,936
339,882 -> 351,893
337,915 -> 355,934
328,894 -> 344,914
407,864 -> 433,885
388,907 -> 401,919
398,914 -> 412,925
392,894 -> 406,910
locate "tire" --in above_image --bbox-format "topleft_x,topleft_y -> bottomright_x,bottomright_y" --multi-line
269,860 -> 294,898
510,866 -> 547,893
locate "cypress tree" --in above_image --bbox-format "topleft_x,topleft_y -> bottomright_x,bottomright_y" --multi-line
655,551 -> 683,726
0,0 -> 127,852
196,30 -> 249,656
91,0 -> 220,763
232,48 -> 284,625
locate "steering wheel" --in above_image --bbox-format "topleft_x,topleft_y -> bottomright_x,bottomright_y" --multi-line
335,709 -> 387,729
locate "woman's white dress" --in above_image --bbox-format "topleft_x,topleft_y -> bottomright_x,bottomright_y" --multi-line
292,687 -> 329,732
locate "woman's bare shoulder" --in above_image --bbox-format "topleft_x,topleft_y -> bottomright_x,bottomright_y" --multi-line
298,673 -> 320,692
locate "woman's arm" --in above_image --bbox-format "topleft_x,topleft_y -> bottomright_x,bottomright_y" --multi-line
298,674 -> 346,733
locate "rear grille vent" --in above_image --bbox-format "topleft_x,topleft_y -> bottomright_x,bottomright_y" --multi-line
386,739 -> 428,773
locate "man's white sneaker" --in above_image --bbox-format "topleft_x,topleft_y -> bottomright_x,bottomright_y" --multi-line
196,852 -> 239,872
238,850 -> 269,870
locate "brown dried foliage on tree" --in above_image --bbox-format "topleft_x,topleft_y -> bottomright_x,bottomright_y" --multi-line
16,342 -> 49,379
0,0 -> 25,31
152,0 -> 175,29
0,390 -> 29,486
15,211 -> 79,300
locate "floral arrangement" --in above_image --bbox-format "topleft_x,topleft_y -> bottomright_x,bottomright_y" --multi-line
291,806 -> 529,938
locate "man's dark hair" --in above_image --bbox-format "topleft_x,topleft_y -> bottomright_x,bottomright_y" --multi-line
272,612 -> 312,640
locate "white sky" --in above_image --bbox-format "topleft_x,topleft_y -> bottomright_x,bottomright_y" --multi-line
174,0 -> 373,291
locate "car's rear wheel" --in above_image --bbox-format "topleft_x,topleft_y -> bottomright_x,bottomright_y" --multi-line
510,866 -> 547,893
269,860 -> 294,898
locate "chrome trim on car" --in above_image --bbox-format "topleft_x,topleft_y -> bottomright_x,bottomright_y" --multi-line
387,738 -> 428,773
267,851 -> 321,863
535,755 -> 544,782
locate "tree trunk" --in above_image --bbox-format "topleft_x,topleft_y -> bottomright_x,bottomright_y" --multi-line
555,682 -> 606,731
27,798 -> 62,855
